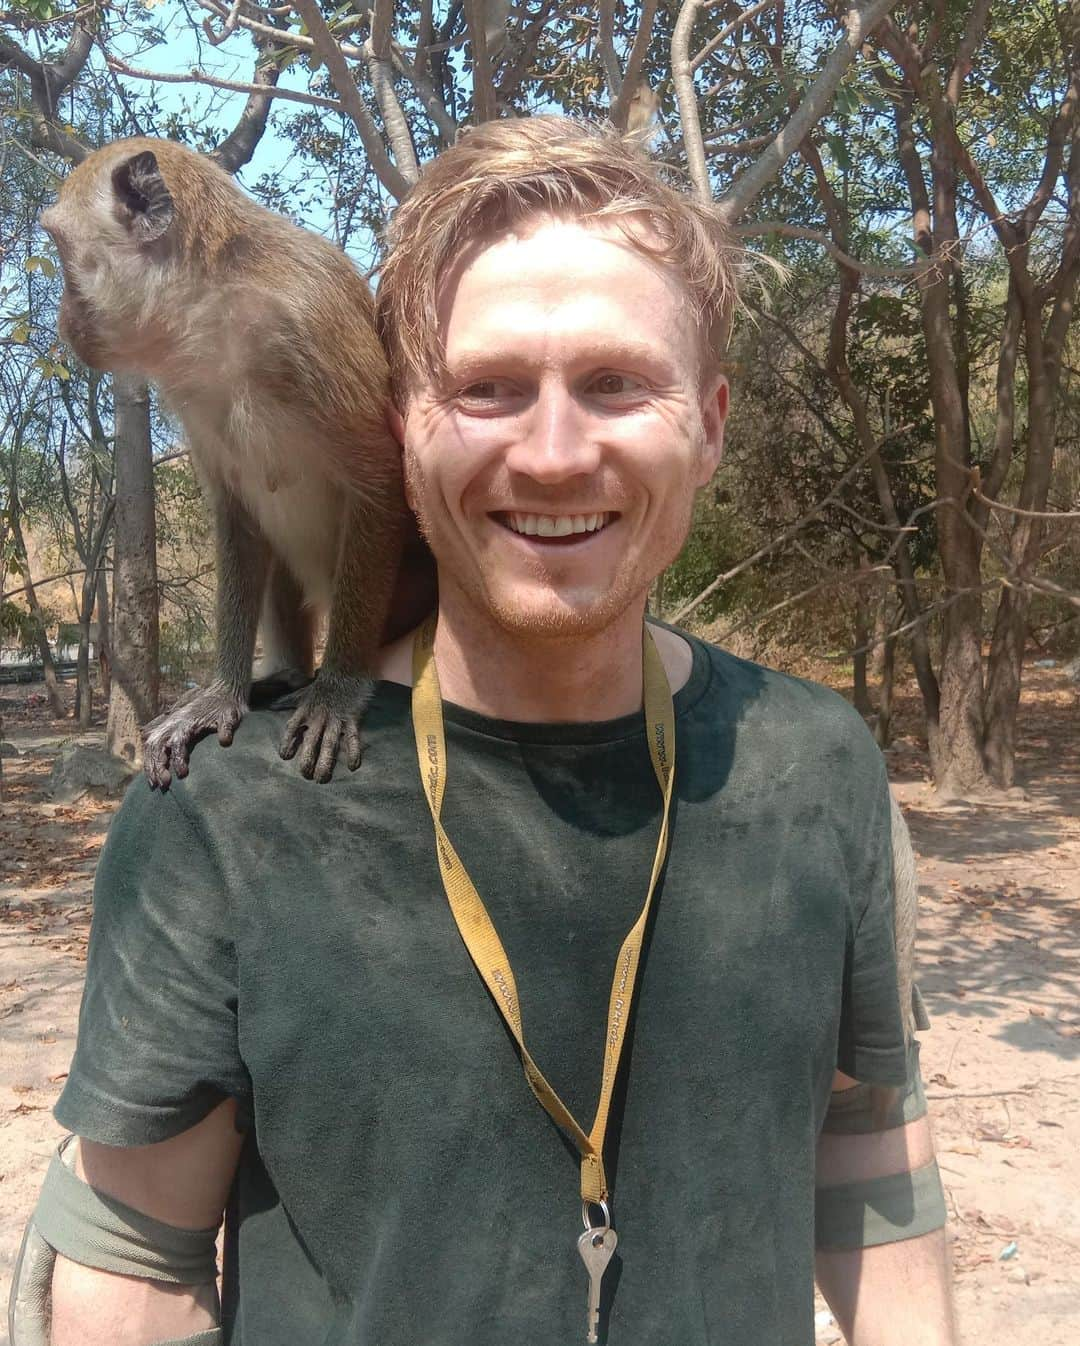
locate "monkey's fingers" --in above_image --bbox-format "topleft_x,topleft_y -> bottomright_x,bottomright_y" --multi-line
143,730 -> 174,791
291,707 -> 334,782
278,706 -> 310,762
217,705 -> 243,746
168,729 -> 195,782
144,748 -> 170,792
311,718 -> 348,784
343,721 -> 363,773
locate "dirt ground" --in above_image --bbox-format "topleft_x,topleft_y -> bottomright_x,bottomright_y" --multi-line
0,668 -> 1078,1346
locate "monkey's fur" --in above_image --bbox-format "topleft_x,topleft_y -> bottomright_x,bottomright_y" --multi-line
41,138 -> 412,786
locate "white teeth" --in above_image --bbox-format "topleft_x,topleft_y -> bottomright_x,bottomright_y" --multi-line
504,512 -> 609,537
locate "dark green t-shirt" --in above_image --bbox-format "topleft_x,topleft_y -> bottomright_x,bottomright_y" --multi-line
56,632 -> 907,1346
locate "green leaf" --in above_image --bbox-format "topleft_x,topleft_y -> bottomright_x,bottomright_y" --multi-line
825,132 -> 851,173
25,255 -> 57,278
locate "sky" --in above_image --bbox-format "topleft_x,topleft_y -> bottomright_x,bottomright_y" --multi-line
104,0 -> 375,260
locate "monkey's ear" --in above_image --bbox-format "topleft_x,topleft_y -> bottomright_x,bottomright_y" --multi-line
111,150 -> 174,243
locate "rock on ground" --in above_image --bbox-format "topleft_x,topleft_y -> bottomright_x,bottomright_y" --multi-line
47,742 -> 135,803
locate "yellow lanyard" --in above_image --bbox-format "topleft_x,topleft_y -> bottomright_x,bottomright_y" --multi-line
410,615 -> 676,1209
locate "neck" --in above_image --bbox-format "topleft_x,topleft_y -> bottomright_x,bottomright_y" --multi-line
438,591 -> 651,722
378,584 -> 696,723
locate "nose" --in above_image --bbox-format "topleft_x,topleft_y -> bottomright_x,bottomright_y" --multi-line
504,381 -> 601,484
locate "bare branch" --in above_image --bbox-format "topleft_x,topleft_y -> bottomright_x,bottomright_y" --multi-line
0,4 -> 97,29
945,0 -> 990,107
717,0 -> 898,224
611,0 -> 660,131
196,0 -> 365,58
463,0 -> 496,121
366,0 -> 420,178
732,221 -> 926,278
200,0 -> 451,148
672,0 -> 710,200
203,0 -> 244,45
416,0 -> 435,79
210,44 -> 282,174
289,0 -> 412,196
107,53 -> 343,114
0,9 -> 97,164
391,39 -> 457,144
3,566 -> 104,603
669,422 -> 913,625
496,0 -> 555,104
1022,64 -> 1080,234
597,0 -> 621,101
971,476 -> 1080,523
712,565 -> 892,643
691,0 -> 777,73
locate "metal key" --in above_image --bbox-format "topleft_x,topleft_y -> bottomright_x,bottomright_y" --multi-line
577,1225 -> 618,1343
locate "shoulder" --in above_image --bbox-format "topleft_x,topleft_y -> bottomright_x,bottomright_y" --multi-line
673,628 -> 888,805
104,710 -> 304,857
685,629 -> 879,746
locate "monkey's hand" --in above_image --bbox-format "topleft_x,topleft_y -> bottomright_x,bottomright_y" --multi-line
276,669 -> 374,783
143,681 -> 248,790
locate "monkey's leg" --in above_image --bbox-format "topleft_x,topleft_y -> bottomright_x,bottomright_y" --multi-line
252,560 -> 316,690
143,494 -> 269,789
279,496 -> 404,782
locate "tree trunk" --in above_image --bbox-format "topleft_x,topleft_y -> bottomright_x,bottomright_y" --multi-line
983,586 -> 1030,787
26,589 -> 66,719
870,584 -> 889,683
823,263 -> 941,765
853,555 -> 873,717
96,563 -> 112,701
920,273 -> 987,796
875,620 -> 896,750
106,377 -> 159,766
893,88 -> 989,797
983,243 -> 1079,784
74,567 -> 96,730
8,511 -> 66,718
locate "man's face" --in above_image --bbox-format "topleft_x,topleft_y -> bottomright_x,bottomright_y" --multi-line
397,217 -> 728,639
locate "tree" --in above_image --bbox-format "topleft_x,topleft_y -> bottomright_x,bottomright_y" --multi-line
3,0 -> 1078,794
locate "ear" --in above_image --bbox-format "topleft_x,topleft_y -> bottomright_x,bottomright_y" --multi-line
111,150 -> 174,243
695,373 -> 729,487
386,403 -> 406,447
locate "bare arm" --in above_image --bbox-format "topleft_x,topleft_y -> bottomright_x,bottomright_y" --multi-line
50,1100 -> 246,1346
814,1071 -> 957,1346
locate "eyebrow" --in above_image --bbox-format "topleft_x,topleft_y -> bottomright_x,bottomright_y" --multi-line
444,339 -> 671,379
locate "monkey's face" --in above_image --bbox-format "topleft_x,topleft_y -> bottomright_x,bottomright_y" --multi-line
39,146 -> 176,373
400,218 -> 728,640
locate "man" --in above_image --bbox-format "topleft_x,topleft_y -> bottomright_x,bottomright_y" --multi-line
13,116 -> 953,1346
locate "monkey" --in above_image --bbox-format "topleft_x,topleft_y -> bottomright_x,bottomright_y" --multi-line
39,138 -> 428,788
624,81 -> 660,141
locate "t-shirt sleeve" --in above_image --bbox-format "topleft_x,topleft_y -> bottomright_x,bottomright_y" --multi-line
55,775 -> 251,1145
833,726 -> 908,1087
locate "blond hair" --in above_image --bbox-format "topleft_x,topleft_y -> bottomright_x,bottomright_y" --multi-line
375,115 -> 745,401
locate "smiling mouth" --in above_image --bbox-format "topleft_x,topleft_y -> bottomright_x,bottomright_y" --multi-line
494,511 -> 617,541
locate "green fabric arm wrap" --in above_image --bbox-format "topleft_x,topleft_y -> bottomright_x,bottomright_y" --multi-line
155,1333 -> 223,1344
32,1142 -> 219,1285
821,1038 -> 928,1135
815,1160 -> 947,1251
